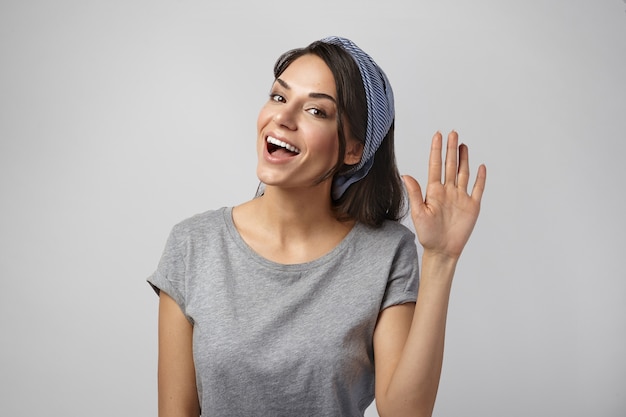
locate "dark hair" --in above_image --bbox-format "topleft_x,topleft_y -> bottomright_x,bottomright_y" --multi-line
273,41 -> 406,227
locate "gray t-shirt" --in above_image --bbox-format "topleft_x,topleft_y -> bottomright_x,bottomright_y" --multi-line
148,207 -> 419,417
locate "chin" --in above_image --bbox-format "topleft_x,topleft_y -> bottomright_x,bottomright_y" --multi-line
256,169 -> 284,187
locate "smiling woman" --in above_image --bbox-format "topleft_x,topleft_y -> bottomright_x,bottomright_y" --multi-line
256,54 -> 347,198
148,36 -> 486,417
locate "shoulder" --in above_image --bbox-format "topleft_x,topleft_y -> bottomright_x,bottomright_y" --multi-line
379,218 -> 415,237
357,218 -> 416,246
170,207 -> 230,240
349,219 -> 418,264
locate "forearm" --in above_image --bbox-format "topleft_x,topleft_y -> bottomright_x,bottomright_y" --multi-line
379,251 -> 457,417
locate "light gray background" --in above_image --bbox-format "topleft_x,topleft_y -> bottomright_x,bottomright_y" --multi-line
1,1 -> 624,416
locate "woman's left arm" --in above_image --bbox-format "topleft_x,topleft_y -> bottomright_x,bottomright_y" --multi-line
374,130 -> 486,417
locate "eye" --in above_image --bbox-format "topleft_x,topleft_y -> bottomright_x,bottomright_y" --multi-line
307,107 -> 327,118
270,93 -> 285,103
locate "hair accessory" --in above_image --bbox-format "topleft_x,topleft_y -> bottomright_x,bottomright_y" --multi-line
321,36 -> 395,200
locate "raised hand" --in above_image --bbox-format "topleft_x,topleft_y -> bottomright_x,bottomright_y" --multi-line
402,131 -> 486,260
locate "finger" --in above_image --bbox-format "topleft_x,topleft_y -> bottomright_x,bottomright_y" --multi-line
444,130 -> 459,185
427,131 -> 443,185
402,175 -> 425,214
471,164 -> 487,203
457,143 -> 470,191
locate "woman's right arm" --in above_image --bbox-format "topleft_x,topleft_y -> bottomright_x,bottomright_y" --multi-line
158,291 -> 200,417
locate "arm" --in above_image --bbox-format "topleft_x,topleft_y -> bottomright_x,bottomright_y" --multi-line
157,291 -> 200,417
374,131 -> 486,417
373,256 -> 455,417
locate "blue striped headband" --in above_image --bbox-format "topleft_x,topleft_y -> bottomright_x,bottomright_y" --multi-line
321,36 -> 395,200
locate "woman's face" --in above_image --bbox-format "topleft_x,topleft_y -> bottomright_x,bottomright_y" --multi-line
256,54 -> 350,194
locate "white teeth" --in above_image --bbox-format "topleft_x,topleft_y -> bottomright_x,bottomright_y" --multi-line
267,136 -> 300,154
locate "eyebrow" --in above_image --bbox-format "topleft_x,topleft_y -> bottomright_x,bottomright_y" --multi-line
276,78 -> 337,103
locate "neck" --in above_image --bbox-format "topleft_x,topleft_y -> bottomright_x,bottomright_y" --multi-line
232,182 -> 356,264
257,184 -> 338,236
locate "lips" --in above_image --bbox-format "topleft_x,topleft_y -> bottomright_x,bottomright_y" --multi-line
266,136 -> 301,155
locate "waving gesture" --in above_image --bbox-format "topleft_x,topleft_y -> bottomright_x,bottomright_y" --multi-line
403,131 -> 486,260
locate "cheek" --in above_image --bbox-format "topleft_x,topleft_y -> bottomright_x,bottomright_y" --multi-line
313,129 -> 341,161
324,127 -> 341,155
324,136 -> 339,156
257,106 -> 270,133
256,108 -> 270,155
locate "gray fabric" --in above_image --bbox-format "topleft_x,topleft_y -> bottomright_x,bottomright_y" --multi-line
148,207 -> 419,417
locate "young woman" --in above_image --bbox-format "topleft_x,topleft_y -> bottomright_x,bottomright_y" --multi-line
149,36 -> 486,417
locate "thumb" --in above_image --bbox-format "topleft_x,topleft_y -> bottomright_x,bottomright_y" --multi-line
402,175 -> 424,213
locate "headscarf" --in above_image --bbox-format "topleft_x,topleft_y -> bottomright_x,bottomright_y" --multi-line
320,36 -> 395,200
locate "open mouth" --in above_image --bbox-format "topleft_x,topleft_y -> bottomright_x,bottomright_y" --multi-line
266,136 -> 301,156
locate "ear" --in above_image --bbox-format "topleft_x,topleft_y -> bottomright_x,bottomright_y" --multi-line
343,138 -> 364,166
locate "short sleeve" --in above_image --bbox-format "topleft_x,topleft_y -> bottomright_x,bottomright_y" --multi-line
380,233 -> 419,310
147,225 -> 188,315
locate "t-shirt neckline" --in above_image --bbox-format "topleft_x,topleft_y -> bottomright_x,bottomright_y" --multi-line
221,206 -> 362,271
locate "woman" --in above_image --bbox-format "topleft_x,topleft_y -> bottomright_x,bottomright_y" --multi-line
149,36 -> 486,417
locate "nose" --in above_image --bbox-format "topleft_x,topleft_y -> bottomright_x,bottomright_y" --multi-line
272,103 -> 297,131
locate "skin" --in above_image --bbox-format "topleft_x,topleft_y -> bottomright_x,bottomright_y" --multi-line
374,131 -> 486,417
156,53 -> 486,417
236,54 -> 363,264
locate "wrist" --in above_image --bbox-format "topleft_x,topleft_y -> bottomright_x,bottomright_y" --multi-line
419,250 -> 459,287
421,249 -> 460,266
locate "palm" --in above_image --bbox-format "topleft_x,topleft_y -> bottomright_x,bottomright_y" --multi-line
403,131 -> 486,259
